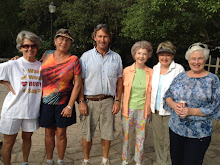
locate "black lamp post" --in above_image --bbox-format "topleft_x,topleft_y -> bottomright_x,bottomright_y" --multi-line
49,2 -> 56,49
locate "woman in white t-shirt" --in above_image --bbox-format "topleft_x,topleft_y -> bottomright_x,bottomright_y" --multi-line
151,41 -> 185,165
0,30 -> 42,165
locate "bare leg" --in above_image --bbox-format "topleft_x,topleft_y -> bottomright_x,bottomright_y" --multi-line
45,127 -> 56,159
55,127 -> 67,160
22,131 -> 33,162
101,139 -> 111,158
2,134 -> 17,165
82,137 -> 92,160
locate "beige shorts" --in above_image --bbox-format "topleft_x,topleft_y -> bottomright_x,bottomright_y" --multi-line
0,117 -> 39,135
80,97 -> 115,142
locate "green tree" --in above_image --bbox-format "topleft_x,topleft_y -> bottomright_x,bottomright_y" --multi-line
0,0 -> 21,58
121,0 -> 220,67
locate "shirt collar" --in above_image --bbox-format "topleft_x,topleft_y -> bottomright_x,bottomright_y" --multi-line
94,47 -> 111,56
130,63 -> 150,73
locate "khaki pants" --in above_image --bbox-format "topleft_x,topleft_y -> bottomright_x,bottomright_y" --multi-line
152,111 -> 171,165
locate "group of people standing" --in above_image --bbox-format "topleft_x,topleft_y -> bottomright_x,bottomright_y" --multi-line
0,24 -> 219,165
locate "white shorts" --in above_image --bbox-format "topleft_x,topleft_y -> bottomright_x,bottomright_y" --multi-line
0,117 -> 39,135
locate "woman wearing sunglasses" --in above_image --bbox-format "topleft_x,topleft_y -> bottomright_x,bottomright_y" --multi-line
0,30 -> 42,165
151,41 -> 184,165
163,43 -> 220,165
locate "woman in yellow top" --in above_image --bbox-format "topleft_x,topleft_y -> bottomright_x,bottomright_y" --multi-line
121,41 -> 153,165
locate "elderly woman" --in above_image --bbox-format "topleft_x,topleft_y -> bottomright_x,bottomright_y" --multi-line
121,41 -> 153,165
163,43 -> 220,165
0,30 -> 42,165
39,28 -> 81,165
151,41 -> 184,165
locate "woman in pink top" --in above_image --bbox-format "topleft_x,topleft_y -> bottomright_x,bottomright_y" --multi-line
121,41 -> 153,165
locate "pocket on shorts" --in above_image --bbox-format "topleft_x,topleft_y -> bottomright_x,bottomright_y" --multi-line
80,114 -> 87,134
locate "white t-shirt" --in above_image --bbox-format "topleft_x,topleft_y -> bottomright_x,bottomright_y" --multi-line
0,57 -> 42,119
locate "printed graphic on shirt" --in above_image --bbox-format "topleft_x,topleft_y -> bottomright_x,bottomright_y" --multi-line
21,68 -> 42,94
41,54 -> 81,105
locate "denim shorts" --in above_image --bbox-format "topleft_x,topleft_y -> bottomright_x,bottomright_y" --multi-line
39,102 -> 76,128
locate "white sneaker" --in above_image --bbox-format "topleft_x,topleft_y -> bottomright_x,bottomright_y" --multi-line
100,159 -> 111,165
121,161 -> 129,165
46,160 -> 54,165
82,161 -> 91,165
57,161 -> 65,165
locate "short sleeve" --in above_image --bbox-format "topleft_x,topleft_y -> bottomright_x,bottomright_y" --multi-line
117,56 -> 123,78
0,61 -> 11,81
80,54 -> 86,79
73,57 -> 81,75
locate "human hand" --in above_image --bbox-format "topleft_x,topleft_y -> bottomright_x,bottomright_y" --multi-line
61,106 -> 72,118
11,56 -> 20,60
112,101 -> 121,114
172,102 -> 183,116
179,107 -> 190,117
0,81 -> 16,95
79,102 -> 88,116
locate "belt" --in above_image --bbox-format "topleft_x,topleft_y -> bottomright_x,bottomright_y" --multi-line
85,95 -> 113,101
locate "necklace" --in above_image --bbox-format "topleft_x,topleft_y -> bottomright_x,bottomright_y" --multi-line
135,68 -> 145,85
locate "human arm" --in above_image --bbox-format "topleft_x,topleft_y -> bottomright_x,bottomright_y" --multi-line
165,97 -> 182,115
112,77 -> 123,114
39,53 -> 45,62
39,50 -> 55,62
0,81 -> 16,95
11,56 -> 20,60
61,74 -> 81,117
78,78 -> 88,116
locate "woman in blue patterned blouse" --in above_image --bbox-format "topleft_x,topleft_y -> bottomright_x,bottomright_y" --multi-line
163,43 -> 220,165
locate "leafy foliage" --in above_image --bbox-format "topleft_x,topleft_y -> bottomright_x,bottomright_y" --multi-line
0,0 -> 219,69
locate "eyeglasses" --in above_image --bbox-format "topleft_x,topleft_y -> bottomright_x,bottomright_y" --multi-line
96,24 -> 106,28
21,44 -> 38,49
188,43 -> 207,50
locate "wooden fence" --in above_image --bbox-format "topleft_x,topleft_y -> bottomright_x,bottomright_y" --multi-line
205,55 -> 220,75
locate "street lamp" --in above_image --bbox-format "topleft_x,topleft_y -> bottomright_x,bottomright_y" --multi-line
49,2 -> 56,49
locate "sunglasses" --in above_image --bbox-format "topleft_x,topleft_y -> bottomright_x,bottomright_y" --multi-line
21,44 -> 38,49
96,23 -> 106,28
188,43 -> 207,49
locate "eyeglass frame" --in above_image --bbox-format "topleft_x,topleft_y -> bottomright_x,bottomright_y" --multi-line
21,44 -> 38,49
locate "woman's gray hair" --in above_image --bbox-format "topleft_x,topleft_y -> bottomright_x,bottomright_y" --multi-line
16,30 -> 40,50
185,43 -> 210,61
131,41 -> 153,60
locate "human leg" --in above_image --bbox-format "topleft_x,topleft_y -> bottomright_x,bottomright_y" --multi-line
122,109 -> 135,162
21,118 -> 39,163
82,137 -> 93,160
2,134 -> 17,165
80,99 -> 101,162
169,128 -> 184,165
56,127 -> 67,160
45,126 -> 56,160
182,136 -> 211,165
134,109 -> 147,164
162,115 -> 171,165
22,131 -> 33,162
101,139 -> 111,159
152,112 -> 164,164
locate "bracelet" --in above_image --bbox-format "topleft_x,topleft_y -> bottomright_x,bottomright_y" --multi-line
79,100 -> 86,104
67,105 -> 72,110
115,100 -> 121,103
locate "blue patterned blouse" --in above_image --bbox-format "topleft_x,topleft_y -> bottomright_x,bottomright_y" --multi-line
163,72 -> 220,138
